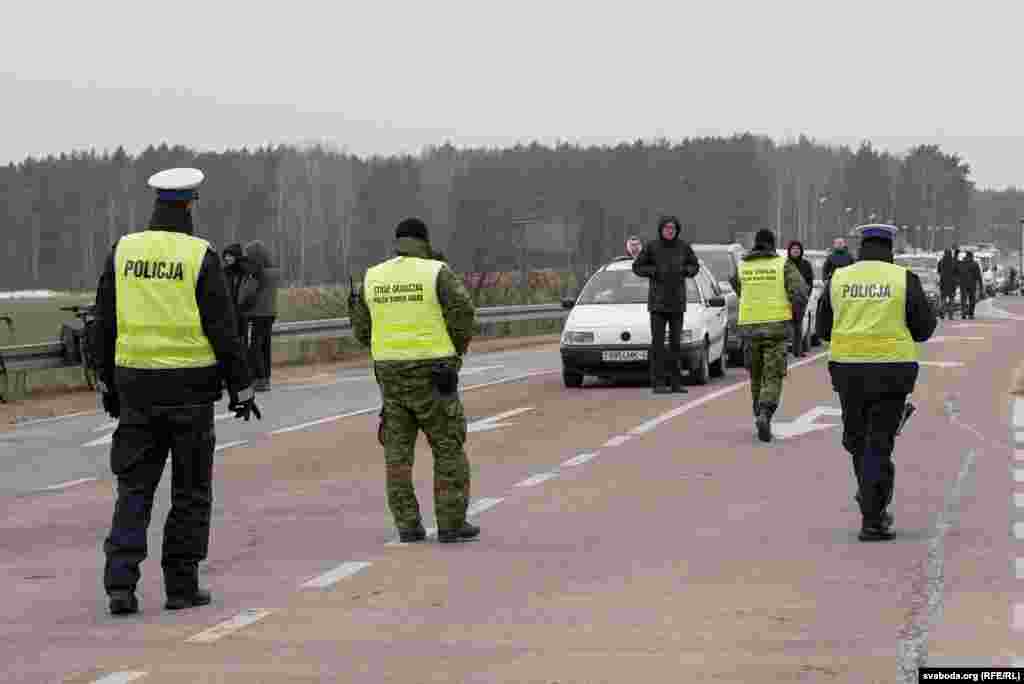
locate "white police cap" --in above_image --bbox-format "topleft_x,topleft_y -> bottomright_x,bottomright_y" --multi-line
147,167 -> 204,201
855,223 -> 898,241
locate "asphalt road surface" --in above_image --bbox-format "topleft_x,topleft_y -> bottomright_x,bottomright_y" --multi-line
4,298 -> 1024,683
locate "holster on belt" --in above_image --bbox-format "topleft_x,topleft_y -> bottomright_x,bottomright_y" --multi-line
431,361 -> 459,399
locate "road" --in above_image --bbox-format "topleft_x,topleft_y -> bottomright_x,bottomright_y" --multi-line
3,298 -> 1023,683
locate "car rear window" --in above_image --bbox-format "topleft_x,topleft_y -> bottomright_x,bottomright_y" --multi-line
578,269 -> 700,305
694,250 -> 737,282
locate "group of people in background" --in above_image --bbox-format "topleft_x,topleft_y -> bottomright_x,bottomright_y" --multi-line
937,246 -> 984,320
220,241 -> 280,391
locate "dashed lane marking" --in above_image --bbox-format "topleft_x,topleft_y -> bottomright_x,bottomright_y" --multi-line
41,477 -> 97,491
561,452 -> 597,467
1014,522 -> 1024,540
1015,470 -> 1024,484
91,673 -> 147,684
467,497 -> 505,516
919,361 -> 966,368
515,472 -> 558,487
14,410 -> 100,427
185,609 -> 273,643
1015,558 -> 1024,580
300,561 -> 372,589
1015,494 -> 1024,508
602,435 -> 631,448
214,440 -> 247,453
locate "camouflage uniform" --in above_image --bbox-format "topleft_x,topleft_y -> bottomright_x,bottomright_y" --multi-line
738,249 -> 809,415
351,237 -> 476,533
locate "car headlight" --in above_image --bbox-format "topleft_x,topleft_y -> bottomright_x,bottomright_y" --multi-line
562,330 -> 595,345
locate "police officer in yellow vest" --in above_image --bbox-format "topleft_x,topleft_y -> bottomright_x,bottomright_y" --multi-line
90,168 -> 260,615
350,218 -> 479,544
816,224 -> 936,541
738,229 -> 809,442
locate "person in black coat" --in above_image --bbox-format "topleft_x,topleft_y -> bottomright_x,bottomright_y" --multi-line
787,240 -> 814,357
937,248 -> 958,319
631,216 -> 700,394
221,243 -> 247,340
957,251 -> 983,319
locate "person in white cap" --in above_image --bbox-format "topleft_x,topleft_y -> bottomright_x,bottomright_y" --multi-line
88,167 -> 261,615
815,224 -> 936,542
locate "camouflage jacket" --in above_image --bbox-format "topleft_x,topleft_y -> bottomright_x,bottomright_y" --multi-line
737,248 -> 810,339
351,237 -> 476,381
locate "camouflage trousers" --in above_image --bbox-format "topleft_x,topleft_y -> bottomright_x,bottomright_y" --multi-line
378,369 -> 470,532
744,336 -> 788,409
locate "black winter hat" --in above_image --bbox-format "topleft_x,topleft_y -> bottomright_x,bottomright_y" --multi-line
395,217 -> 429,241
755,229 -> 776,249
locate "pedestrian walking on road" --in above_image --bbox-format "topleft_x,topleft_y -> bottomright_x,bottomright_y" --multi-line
737,229 -> 808,442
937,248 -> 958,320
786,240 -> 814,357
631,216 -> 701,394
89,167 -> 260,615
238,240 -> 280,391
350,218 -> 479,544
957,251 -> 983,319
815,224 -> 936,541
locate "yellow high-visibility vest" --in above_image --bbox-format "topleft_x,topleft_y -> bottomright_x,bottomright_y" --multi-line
738,256 -> 792,324
830,261 -> 917,363
114,231 -> 217,369
365,256 -> 456,361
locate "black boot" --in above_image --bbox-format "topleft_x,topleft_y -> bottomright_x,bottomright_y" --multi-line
165,588 -> 212,610
756,404 -> 775,443
109,591 -> 139,616
858,518 -> 894,541
438,522 -> 480,544
398,524 -> 427,543
752,399 -> 759,417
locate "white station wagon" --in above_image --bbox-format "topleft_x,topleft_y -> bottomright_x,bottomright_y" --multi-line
559,257 -> 729,387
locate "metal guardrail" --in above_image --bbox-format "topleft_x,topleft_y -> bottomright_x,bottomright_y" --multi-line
0,303 -> 570,373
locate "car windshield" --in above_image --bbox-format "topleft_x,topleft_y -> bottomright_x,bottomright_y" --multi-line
693,250 -> 735,282
577,268 -> 700,305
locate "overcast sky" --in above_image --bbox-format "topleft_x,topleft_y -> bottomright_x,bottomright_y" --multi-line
2,0 -> 1021,188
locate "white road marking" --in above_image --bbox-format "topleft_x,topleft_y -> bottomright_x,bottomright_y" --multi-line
15,410 -> 100,427
86,412 -> 233,447
268,371 -> 558,436
1014,522 -> 1024,540
1016,470 -> 1024,484
602,435 -> 631,448
1016,431 -> 1024,445
562,452 -> 597,467
1015,494 -> 1024,508
515,472 -> 558,487
301,561 -> 372,589
1015,604 -> 1024,631
185,608 -> 273,643
467,497 -> 504,516
214,440 -> 247,453
91,673 -> 147,684
1016,450 -> 1024,461
467,407 -> 534,433
918,361 -> 965,368
1015,399 -> 1024,429
42,477 -> 97,491
628,351 -> 828,435
1016,558 -> 1024,580
926,336 -> 986,343
282,365 -> 506,391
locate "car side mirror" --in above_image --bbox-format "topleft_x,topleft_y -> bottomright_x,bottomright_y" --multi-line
561,298 -> 575,309
707,296 -> 726,308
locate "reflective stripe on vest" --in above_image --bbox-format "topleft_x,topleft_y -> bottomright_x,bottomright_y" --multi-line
738,256 -> 792,324
365,257 -> 456,361
114,231 -> 217,369
829,261 -> 916,363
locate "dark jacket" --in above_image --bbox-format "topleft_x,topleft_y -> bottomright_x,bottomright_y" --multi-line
238,240 -> 280,318
91,203 -> 252,407
815,241 -> 937,396
787,241 -> 815,296
937,250 -> 958,294
222,243 -> 246,325
957,253 -> 983,294
631,227 -> 700,313
823,247 -> 854,281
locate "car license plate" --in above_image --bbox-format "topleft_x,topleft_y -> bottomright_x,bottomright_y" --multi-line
602,350 -> 647,362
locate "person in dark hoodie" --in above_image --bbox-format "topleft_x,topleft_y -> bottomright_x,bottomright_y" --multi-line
815,224 -> 936,542
89,168 -> 259,616
937,248 -> 959,320
221,243 -> 247,340
786,240 -> 814,357
823,237 -> 855,281
738,230 -> 809,441
238,240 -> 280,391
957,251 -> 983,319
632,216 -> 701,394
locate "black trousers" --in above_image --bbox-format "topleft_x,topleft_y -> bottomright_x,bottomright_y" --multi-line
103,403 -> 215,597
836,390 -> 905,525
247,316 -> 275,381
649,312 -> 684,387
961,286 -> 977,318
791,309 -> 804,355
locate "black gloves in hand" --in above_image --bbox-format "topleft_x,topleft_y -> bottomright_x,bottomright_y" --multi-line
229,386 -> 262,421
